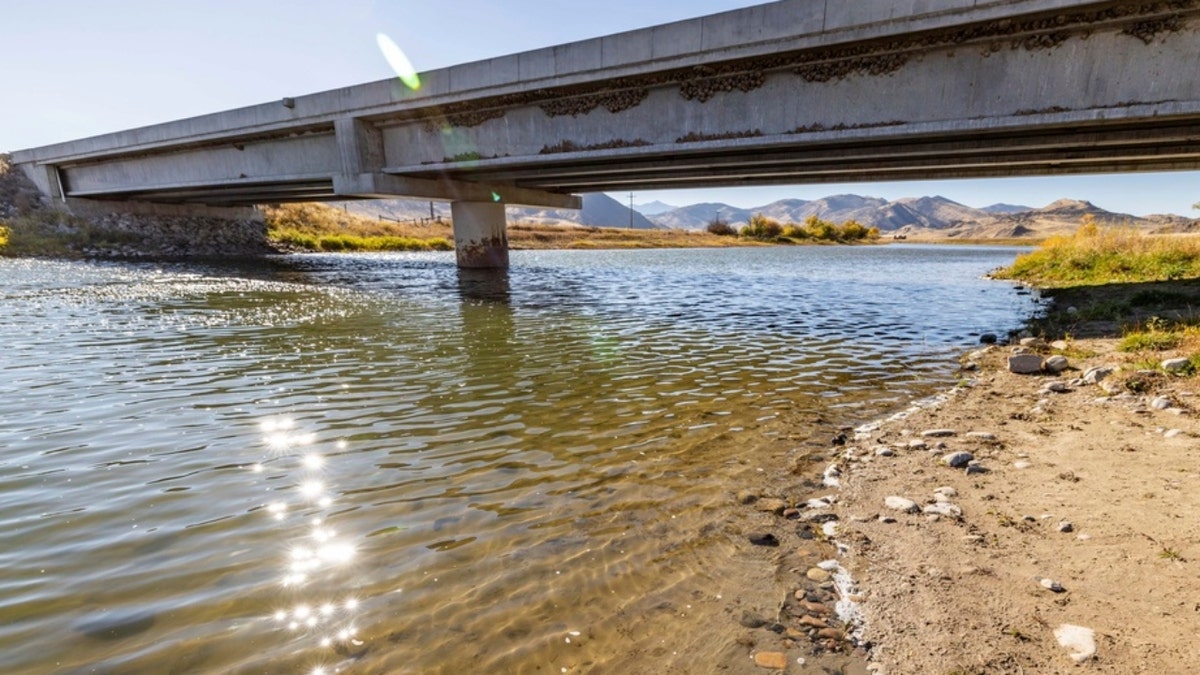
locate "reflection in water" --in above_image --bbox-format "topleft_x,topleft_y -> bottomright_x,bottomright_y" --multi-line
0,247 -> 1036,673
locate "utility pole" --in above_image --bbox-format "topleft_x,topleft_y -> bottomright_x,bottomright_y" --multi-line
628,192 -> 635,229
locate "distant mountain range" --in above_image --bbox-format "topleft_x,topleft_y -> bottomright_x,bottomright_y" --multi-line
332,192 -> 1197,238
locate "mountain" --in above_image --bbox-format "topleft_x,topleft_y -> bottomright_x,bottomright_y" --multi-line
648,194 -> 992,232
982,203 -> 1033,214
650,202 -> 754,230
519,192 -> 663,229
333,192 -> 663,230
633,200 -> 678,216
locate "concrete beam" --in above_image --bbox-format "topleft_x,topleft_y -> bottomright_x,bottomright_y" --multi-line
335,117 -> 385,176
331,172 -> 580,209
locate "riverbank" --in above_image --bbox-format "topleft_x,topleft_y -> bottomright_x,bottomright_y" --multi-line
744,273 -> 1200,674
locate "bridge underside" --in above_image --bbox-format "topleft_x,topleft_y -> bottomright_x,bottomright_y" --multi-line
14,0 -> 1200,266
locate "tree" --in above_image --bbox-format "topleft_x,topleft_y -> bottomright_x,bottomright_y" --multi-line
706,217 -> 736,236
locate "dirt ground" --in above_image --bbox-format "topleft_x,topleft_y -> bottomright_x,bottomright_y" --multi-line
832,336 -> 1200,673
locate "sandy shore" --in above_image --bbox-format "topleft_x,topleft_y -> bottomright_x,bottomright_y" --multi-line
825,336 -> 1200,674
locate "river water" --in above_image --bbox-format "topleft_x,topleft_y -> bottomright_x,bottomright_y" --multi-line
0,245 -> 1036,674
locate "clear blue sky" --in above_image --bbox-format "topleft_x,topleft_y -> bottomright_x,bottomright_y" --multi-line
3,0 -> 1197,216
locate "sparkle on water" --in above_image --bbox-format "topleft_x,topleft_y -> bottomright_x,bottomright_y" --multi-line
0,247 -> 1037,673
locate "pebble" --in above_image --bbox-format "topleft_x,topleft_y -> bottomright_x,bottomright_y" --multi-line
923,502 -> 963,518
1050,340 -> 1070,351
1044,355 -> 1070,374
907,440 -> 928,451
884,496 -> 919,513
1040,578 -> 1065,593
1083,366 -> 1114,384
965,463 -> 989,475
1013,460 -> 1032,469
922,429 -> 957,438
875,447 -> 895,457
749,533 -> 780,547
962,535 -> 985,545
753,651 -> 788,670
1165,429 -> 1186,439
1054,624 -> 1097,663
1163,357 -> 1191,373
806,567 -> 831,583
979,333 -> 998,344
1020,337 -> 1046,348
1151,396 -> 1172,411
1057,520 -> 1074,533
798,614 -> 827,628
878,515 -> 897,524
1043,381 -> 1071,394
934,486 -> 958,498
942,451 -> 974,468
966,431 -> 997,441
1008,354 -> 1044,374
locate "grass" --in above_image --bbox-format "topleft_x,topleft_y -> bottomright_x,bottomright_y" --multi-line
0,209 -> 142,256
995,220 -> 1200,286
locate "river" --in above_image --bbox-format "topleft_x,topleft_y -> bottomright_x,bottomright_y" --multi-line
0,245 -> 1036,674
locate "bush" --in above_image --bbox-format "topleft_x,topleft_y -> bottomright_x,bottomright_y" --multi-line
706,218 -> 736,236
741,213 -> 783,240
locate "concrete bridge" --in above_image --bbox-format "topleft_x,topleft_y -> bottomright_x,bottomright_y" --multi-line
12,0 -> 1200,267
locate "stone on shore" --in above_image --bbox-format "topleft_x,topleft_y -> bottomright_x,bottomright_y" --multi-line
1151,396 -> 1172,410
806,567 -> 831,582
884,496 -> 919,513
966,431 -> 997,441
1082,366 -> 1113,384
1044,355 -> 1070,373
753,651 -> 788,669
1008,354 -> 1044,374
942,451 -> 974,468
921,429 -> 956,438
1162,357 -> 1191,373
1054,624 -> 1097,663
1041,578 -> 1065,593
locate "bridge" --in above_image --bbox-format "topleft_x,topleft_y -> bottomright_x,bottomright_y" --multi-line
12,0 -> 1200,267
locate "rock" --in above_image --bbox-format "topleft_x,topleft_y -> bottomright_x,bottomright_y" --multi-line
1066,306 -> 1078,315
806,567 -> 831,582
748,532 -> 780,547
753,651 -> 789,670
1008,354 -> 1044,375
739,611 -> 769,628
1040,578 -> 1065,593
1020,337 -> 1046,348
1151,396 -> 1172,410
942,451 -> 974,468
965,463 -> 989,475
934,486 -> 958,498
1165,429 -> 1186,439
923,502 -> 963,518
756,498 -> 788,515
817,627 -> 843,641
884,496 -> 919,513
736,489 -> 760,505
875,447 -> 895,457
1083,366 -> 1114,384
907,440 -> 928,451
979,333 -> 998,344
798,614 -> 827,628
782,508 -> 801,520
1014,460 -> 1033,469
1163,357 -> 1191,373
1054,624 -> 1097,663
1044,355 -> 1070,374
1050,340 -> 1070,351
1057,520 -> 1074,533
878,515 -> 897,524
1042,381 -> 1071,394
922,429 -> 957,438
963,535 -> 985,545
966,431 -> 997,441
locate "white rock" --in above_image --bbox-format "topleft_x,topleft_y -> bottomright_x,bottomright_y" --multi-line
1044,355 -> 1070,374
1054,624 -> 1097,663
875,447 -> 895,457
907,440 -> 928,450
1020,337 -> 1046,348
1162,357 -> 1191,373
1008,354 -> 1044,375
1040,578 -> 1065,593
966,431 -> 997,441
942,451 -> 974,468
1014,460 -> 1033,470
923,503 -> 963,518
1083,366 -> 1114,384
921,429 -> 956,438
1165,429 -> 1186,439
884,496 -> 919,513
1151,396 -> 1172,410
933,486 -> 958,498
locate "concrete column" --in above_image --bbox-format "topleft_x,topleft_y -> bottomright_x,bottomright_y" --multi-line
451,200 -> 509,269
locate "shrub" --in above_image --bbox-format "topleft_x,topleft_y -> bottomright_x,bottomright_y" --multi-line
741,213 -> 784,240
706,218 -> 736,236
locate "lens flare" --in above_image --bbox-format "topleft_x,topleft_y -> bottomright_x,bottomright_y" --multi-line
377,34 -> 421,90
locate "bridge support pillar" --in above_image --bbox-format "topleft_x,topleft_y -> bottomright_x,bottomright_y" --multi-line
451,201 -> 509,269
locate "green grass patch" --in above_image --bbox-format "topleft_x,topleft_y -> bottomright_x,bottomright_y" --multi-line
270,228 -> 452,252
996,220 -> 1200,286
1120,331 -> 1183,352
